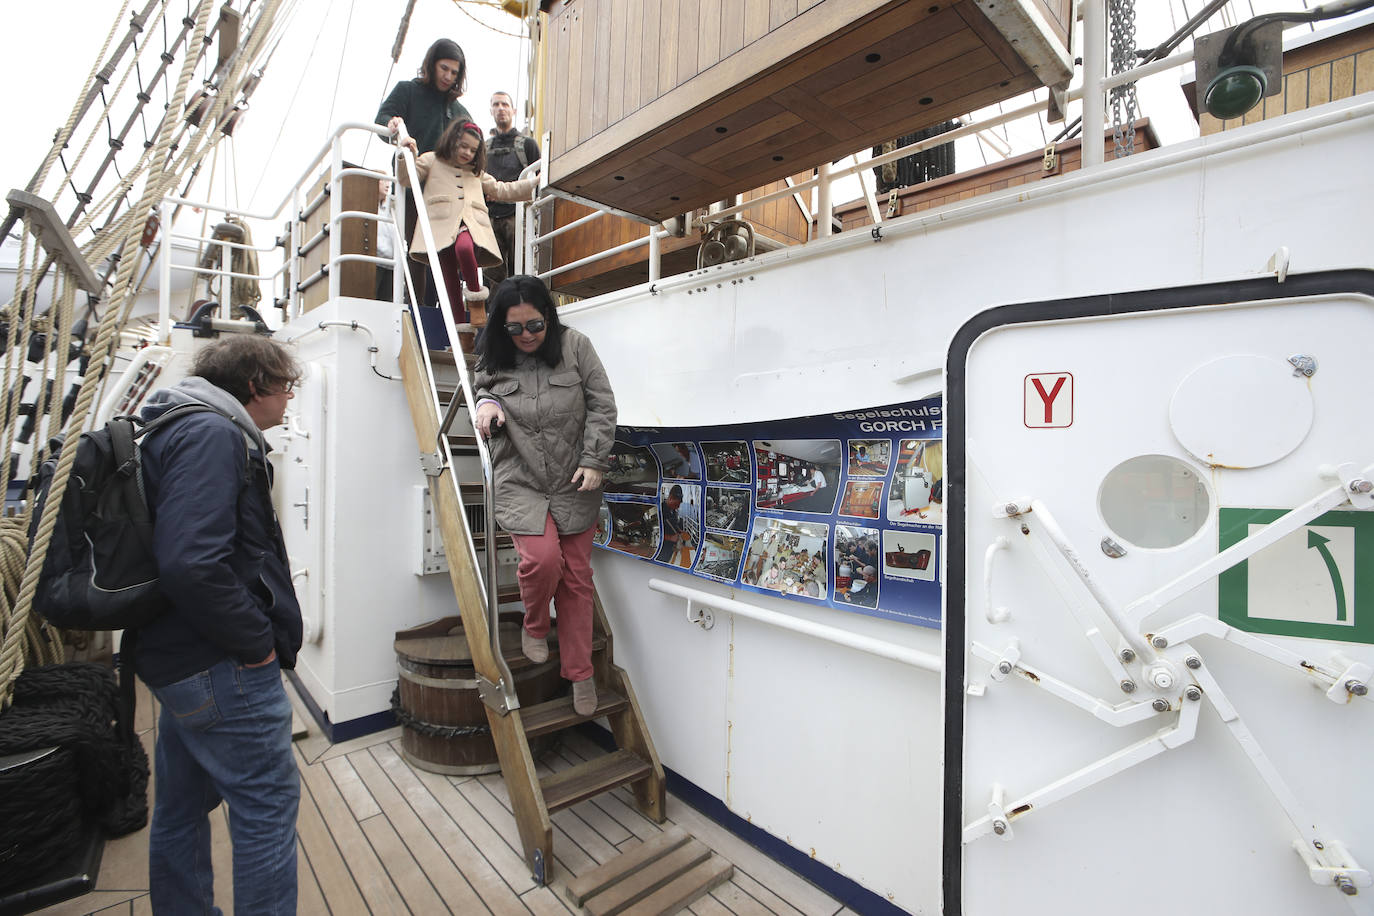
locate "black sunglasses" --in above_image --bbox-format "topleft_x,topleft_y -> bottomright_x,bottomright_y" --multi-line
504,318 -> 547,336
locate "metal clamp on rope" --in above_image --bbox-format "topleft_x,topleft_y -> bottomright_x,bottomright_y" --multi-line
418,449 -> 445,478
477,675 -> 521,716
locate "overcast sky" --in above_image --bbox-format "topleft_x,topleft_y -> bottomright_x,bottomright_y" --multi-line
0,0 -> 529,221
1,0 -> 1340,228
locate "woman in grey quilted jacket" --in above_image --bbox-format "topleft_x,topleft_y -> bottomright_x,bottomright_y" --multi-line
473,276 -> 616,716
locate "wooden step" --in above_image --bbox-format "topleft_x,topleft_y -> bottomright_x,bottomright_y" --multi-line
566,826 -> 692,906
429,348 -> 478,369
619,855 -> 734,916
447,433 -> 479,452
521,689 -> 628,739
471,530 -> 515,551
563,826 -> 735,916
540,749 -> 653,814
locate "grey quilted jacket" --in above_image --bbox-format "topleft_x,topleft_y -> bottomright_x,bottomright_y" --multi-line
474,327 -> 616,535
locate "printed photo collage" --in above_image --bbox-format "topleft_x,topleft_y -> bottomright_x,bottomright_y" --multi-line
592,432 -> 945,615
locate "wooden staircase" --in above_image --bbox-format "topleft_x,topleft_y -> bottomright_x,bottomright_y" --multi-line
397,315 -> 666,884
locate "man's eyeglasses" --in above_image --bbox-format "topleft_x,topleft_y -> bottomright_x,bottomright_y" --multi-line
504,319 -> 546,337
263,380 -> 296,396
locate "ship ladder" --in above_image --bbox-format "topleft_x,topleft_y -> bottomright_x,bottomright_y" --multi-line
393,265 -> 665,886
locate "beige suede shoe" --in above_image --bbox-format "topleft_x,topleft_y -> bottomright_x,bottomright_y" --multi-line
521,630 -> 548,664
572,678 -> 597,716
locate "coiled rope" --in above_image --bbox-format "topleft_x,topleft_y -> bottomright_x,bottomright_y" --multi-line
0,663 -> 150,890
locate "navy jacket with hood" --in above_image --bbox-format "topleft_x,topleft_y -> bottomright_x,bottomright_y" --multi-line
134,377 -> 302,687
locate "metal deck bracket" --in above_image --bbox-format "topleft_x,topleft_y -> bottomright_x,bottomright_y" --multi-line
1325,655 -> 1371,705
418,449 -> 445,478
686,599 -> 715,630
6,189 -> 103,293
531,847 -> 546,886
988,640 -> 1021,682
986,783 -> 1015,841
1330,461 -> 1374,510
1292,838 -> 1370,896
476,674 -> 520,716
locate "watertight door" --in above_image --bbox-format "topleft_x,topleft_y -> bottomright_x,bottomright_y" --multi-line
944,272 -> 1374,915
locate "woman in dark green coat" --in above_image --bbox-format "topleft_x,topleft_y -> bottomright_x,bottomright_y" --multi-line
375,38 -> 473,305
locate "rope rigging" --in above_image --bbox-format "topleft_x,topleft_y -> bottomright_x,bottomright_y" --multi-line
0,0 -> 292,711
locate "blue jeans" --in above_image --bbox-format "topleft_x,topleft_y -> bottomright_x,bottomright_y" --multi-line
148,657 -> 299,915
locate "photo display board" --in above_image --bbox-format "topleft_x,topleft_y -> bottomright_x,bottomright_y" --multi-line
594,397 -> 944,628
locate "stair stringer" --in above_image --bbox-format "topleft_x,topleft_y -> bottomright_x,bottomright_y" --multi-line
397,315 -> 555,878
593,593 -> 667,823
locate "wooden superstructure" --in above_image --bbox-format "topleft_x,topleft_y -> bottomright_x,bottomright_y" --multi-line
538,0 -> 1074,222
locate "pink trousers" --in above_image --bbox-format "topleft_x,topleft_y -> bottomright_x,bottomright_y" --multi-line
510,513 -> 596,682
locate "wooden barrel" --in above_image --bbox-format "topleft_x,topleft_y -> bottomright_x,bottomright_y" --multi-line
393,613 -> 562,775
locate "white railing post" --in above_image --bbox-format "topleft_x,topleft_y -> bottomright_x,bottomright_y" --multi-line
514,200 -> 526,276
327,135 -> 343,303
218,234 -> 232,317
391,181 -> 404,305
648,226 -> 660,282
158,199 -> 172,343
817,161 -> 833,238
1081,0 -> 1106,168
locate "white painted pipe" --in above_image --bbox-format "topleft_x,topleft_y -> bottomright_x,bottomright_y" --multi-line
1081,0 -> 1107,168
647,578 -> 942,673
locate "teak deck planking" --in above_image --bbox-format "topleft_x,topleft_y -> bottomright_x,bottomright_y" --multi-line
33,678 -> 844,916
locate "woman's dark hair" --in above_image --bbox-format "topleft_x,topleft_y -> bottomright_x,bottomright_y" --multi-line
418,39 -> 467,101
434,120 -> 487,174
193,333 -> 301,405
478,275 -> 565,370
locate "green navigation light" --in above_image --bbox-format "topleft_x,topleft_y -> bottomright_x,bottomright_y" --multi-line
1205,65 -> 1268,120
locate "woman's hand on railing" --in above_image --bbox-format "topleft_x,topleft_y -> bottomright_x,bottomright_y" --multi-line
474,399 -> 505,438
572,467 -> 603,492
388,116 -> 418,155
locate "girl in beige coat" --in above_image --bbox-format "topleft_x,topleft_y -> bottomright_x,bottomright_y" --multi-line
399,120 -> 537,324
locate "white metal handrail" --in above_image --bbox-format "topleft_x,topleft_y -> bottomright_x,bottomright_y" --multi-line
389,119 -> 522,714
647,578 -> 942,673
551,94 -> 1374,316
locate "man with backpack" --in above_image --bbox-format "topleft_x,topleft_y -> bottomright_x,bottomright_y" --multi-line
136,333 -> 303,914
485,91 -> 541,286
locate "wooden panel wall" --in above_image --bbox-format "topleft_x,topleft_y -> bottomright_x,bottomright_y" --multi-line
1030,0 -> 1072,47
1198,25 -> 1374,135
544,0 -> 840,162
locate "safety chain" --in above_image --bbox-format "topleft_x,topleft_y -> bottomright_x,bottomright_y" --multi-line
1108,0 -> 1139,158
390,688 -> 491,739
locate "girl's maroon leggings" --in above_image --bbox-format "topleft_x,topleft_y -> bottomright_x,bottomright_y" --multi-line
437,228 -> 480,323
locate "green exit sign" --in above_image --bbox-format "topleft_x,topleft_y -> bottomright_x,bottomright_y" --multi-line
1218,508 -> 1374,645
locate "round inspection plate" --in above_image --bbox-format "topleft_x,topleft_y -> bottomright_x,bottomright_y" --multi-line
1169,354 -> 1313,468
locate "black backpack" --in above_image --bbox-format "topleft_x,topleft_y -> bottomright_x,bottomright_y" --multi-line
27,403 -> 219,630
